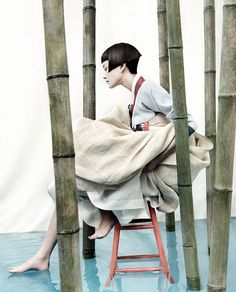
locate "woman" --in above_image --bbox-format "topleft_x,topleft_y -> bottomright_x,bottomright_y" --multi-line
8,43 -> 212,273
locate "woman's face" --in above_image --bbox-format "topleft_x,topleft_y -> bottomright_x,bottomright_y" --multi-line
102,60 -> 123,89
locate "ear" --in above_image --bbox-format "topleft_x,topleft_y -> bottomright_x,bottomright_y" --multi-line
120,63 -> 126,72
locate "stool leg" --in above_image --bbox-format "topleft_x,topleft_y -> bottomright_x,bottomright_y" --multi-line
106,221 -> 120,286
149,204 -> 174,283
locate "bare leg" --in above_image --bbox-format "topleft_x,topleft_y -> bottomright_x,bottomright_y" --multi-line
88,210 -> 116,240
8,208 -> 57,273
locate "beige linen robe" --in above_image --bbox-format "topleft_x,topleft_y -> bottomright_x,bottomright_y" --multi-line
59,106 -> 212,227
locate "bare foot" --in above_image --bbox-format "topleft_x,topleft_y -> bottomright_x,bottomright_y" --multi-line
88,210 -> 116,240
8,256 -> 49,273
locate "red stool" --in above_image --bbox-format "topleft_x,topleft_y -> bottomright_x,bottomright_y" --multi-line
106,202 -> 174,285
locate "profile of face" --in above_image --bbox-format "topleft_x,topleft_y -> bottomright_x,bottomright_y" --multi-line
102,60 -> 125,89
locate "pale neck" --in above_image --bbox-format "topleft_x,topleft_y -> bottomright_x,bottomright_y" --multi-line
121,73 -> 136,91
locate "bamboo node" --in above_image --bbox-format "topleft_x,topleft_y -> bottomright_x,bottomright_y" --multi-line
205,70 -> 216,74
218,94 -> 236,99
205,134 -> 216,140
187,276 -> 201,290
83,5 -> 96,11
204,6 -> 215,11
53,153 -> 75,158
173,115 -> 188,120
168,45 -> 183,50
47,73 -> 69,80
183,244 -> 194,248
83,64 -> 96,68
213,186 -> 232,192
57,227 -> 80,235
157,9 -> 166,15
178,184 -> 192,187
224,4 -> 236,8
159,55 -> 169,60
207,284 -> 226,291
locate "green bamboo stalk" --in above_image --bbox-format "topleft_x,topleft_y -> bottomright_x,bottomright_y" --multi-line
82,0 -> 96,259
208,1 -> 236,291
157,0 -> 175,232
204,0 -> 216,255
166,0 -> 200,290
83,0 -> 96,119
42,1 -> 81,291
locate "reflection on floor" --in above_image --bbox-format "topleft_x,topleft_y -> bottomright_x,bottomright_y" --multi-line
0,219 -> 236,292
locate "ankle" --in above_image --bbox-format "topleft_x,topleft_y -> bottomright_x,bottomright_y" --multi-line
101,210 -> 115,219
34,252 -> 50,261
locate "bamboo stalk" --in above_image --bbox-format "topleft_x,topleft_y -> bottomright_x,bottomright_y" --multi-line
208,1 -> 236,291
83,0 -> 96,119
82,0 -> 96,259
204,0 -> 216,255
157,0 -> 175,232
166,0 -> 200,289
157,0 -> 170,92
83,221 -> 95,259
42,1 -> 81,291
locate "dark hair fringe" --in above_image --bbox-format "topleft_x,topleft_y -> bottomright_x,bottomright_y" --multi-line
101,43 -> 141,74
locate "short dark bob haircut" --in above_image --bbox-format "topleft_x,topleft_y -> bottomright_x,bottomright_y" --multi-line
101,42 -> 142,74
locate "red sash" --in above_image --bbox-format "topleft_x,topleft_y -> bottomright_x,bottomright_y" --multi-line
130,76 -> 145,115
129,76 -> 149,131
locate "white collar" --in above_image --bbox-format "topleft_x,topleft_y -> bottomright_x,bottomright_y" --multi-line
131,74 -> 141,95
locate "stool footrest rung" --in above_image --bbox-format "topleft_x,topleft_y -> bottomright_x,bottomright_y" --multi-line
107,202 -> 174,286
117,254 -> 160,260
130,218 -> 152,223
115,267 -> 162,273
120,224 -> 154,230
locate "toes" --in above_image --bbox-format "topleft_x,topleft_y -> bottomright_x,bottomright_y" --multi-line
88,233 -> 98,240
8,268 -> 19,273
7,258 -> 49,274
88,232 -> 105,240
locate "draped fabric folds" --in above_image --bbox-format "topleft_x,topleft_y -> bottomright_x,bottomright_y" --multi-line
59,106 -> 213,227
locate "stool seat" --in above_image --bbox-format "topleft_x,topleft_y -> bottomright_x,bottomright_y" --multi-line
106,202 -> 174,285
